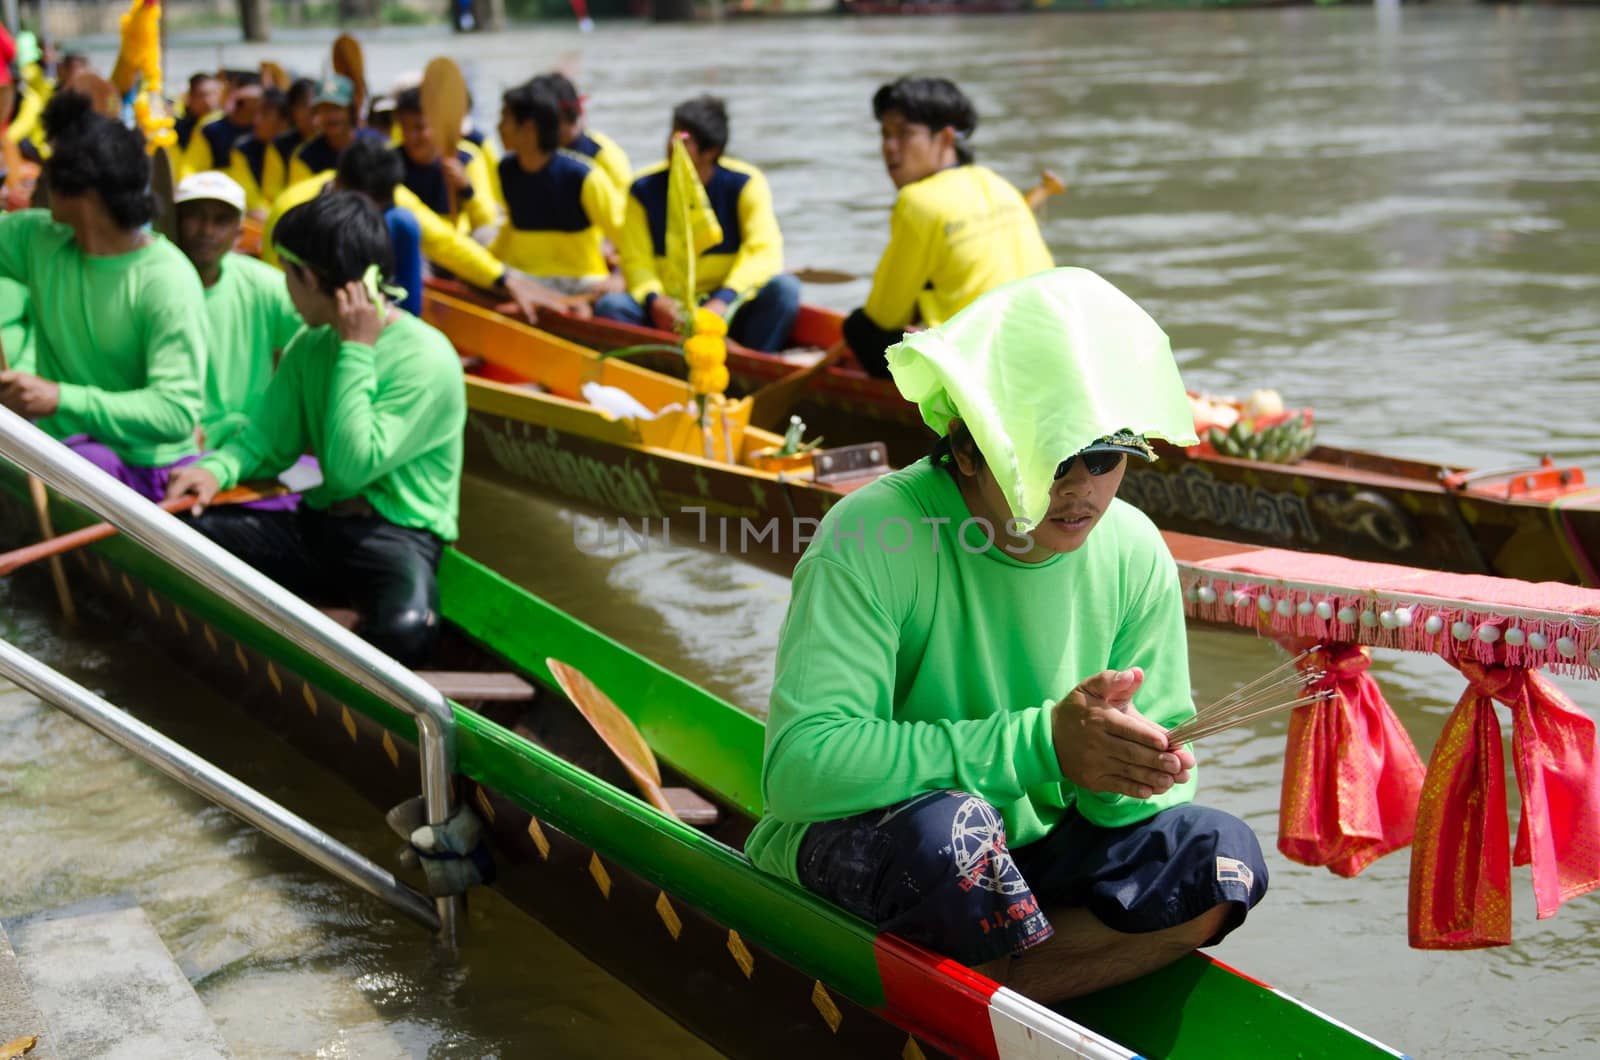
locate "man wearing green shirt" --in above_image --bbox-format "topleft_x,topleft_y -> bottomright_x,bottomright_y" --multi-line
746,268 -> 1267,1003
166,191 -> 465,666
173,171 -> 303,450
0,91 -> 206,500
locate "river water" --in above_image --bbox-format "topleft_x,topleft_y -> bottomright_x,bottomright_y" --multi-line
5,7 -> 1600,1057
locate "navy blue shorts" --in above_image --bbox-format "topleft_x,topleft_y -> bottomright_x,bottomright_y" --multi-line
795,791 -> 1268,967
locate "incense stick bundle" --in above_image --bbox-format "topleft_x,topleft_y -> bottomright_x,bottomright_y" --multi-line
1167,649 -> 1334,746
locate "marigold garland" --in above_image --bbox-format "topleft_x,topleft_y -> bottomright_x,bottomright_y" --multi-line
121,0 -> 176,152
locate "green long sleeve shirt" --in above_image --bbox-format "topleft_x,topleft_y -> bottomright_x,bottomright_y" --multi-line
744,459 -> 1197,884
195,311 -> 465,542
0,210 -> 206,467
0,278 -> 34,374
200,253 -> 304,449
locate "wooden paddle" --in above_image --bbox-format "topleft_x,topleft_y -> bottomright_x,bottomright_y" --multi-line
0,339 -> 75,620
747,343 -> 850,431
0,482 -> 291,576
149,142 -> 177,243
793,169 -> 1068,284
544,658 -> 682,822
420,57 -> 468,221
331,34 -> 367,122
259,61 -> 290,92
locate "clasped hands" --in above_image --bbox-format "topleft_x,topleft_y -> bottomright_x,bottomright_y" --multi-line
1052,668 -> 1194,799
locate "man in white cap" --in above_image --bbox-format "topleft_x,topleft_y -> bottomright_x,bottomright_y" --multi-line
174,170 -> 303,450
746,267 -> 1268,1003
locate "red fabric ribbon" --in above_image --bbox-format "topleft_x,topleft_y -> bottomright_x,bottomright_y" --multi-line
1408,660 -> 1600,949
1278,644 -> 1425,877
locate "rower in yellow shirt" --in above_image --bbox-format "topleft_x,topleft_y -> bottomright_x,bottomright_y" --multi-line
488,78 -> 623,295
537,72 -> 631,193
285,76 -> 380,187
393,86 -> 497,235
842,77 -> 1054,377
596,95 -> 798,352
226,86 -> 292,215
180,75 -> 261,177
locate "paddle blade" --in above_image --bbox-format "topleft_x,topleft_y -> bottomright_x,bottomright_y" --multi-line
791,267 -> 858,285
331,34 -> 367,117
420,57 -> 468,164
545,658 -> 675,817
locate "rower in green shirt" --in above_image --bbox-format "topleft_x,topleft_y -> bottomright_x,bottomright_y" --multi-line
0,91 -> 207,500
172,171 -> 303,449
167,190 -> 465,666
746,268 -> 1267,1003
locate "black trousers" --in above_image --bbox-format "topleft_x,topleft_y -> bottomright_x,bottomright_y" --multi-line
189,506 -> 444,667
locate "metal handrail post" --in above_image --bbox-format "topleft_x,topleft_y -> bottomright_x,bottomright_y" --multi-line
0,409 -> 461,946
0,638 -> 440,931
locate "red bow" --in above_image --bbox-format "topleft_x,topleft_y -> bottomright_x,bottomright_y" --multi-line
1408,660 -> 1600,948
1278,644 -> 1425,877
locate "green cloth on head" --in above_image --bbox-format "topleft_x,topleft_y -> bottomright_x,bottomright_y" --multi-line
885,266 -> 1198,531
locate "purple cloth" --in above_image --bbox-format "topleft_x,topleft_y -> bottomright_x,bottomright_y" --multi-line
62,436 -> 314,512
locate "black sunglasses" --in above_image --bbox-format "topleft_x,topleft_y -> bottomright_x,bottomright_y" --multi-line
1054,450 -> 1125,480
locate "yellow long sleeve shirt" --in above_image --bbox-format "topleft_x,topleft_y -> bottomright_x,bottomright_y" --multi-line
261,173 -> 509,293
488,150 -> 622,281
180,114 -> 252,178
399,142 -> 498,235
619,156 -> 783,305
568,127 -> 632,197
844,164 -> 1053,375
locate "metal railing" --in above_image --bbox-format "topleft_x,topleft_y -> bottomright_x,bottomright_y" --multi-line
0,638 -> 440,932
0,408 -> 462,945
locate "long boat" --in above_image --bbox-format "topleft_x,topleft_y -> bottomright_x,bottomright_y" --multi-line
0,455 -> 1409,1060
435,280 -> 1600,587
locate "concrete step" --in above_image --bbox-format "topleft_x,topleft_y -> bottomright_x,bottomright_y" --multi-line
2,894 -> 229,1060
0,920 -> 58,1060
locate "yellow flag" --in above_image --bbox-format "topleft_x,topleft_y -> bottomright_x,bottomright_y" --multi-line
664,134 -> 723,314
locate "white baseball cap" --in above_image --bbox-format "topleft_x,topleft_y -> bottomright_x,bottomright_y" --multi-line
174,171 -> 246,214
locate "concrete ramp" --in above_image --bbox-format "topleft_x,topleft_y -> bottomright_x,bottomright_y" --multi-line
2,894 -> 228,1060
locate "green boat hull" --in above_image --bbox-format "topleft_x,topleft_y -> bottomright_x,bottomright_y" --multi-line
0,463 -> 1407,1059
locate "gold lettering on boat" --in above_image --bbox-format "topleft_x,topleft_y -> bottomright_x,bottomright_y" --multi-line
175,608 -> 189,635
903,1037 -> 928,1060
655,891 -> 682,939
811,981 -> 842,1033
266,662 -> 282,695
466,415 -> 665,519
234,643 -> 249,674
340,705 -> 357,743
146,589 -> 161,618
382,730 -> 399,770
121,573 -> 134,599
301,680 -> 319,716
1121,463 -> 1322,545
589,852 -> 612,899
475,786 -> 496,825
726,930 -> 754,979
527,816 -> 550,860
203,624 -> 218,654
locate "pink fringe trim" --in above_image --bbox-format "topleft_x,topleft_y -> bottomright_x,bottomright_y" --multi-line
1182,576 -> 1600,680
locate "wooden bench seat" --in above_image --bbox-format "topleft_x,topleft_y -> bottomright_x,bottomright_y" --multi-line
416,670 -> 536,703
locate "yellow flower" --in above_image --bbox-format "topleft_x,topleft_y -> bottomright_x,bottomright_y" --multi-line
692,307 -> 729,338
692,365 -> 728,395
683,333 -> 726,372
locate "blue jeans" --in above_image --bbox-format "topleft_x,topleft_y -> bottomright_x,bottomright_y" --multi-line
593,273 -> 801,352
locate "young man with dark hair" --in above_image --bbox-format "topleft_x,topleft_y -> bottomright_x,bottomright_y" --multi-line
173,171 -> 303,449
226,86 -> 289,214
181,72 -> 262,177
0,92 -> 207,498
335,137 -> 423,316
488,78 -> 622,295
175,72 -> 222,152
535,71 -> 631,192
393,85 -> 497,235
748,268 -> 1266,1004
596,94 -> 799,352
286,75 -> 377,187
842,76 -> 1053,377
261,77 -> 317,205
167,190 -> 465,667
